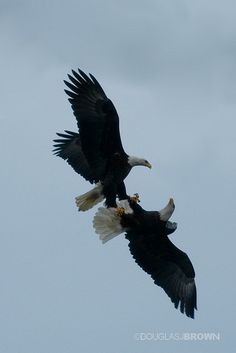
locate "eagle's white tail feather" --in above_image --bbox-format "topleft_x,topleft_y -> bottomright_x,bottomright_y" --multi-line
93,200 -> 134,243
93,207 -> 123,243
75,182 -> 104,211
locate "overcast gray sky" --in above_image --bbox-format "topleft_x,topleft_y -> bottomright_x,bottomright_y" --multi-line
1,0 -> 236,352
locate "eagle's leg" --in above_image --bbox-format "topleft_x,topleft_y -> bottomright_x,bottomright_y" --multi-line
117,181 -> 129,200
103,181 -> 117,208
117,182 -> 140,203
116,182 -> 134,215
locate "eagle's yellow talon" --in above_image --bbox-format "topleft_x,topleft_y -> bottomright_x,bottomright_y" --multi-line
116,207 -> 125,216
130,193 -> 140,203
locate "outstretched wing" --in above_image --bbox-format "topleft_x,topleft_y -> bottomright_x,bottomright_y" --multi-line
126,232 -> 197,318
64,69 -> 127,175
53,130 -> 100,183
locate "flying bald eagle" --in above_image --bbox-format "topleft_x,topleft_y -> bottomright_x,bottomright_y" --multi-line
93,198 -> 197,319
53,69 -> 151,211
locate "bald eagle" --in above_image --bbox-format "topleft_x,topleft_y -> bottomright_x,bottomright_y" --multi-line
93,198 -> 197,319
53,69 -> 151,210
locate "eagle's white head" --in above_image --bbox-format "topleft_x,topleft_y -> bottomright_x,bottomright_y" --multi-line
159,198 -> 175,221
128,156 -> 152,169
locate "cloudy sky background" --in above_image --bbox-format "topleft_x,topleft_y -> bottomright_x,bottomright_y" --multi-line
1,0 -> 236,352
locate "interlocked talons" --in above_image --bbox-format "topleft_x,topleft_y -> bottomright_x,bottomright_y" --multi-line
130,193 -> 140,203
116,207 -> 125,216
